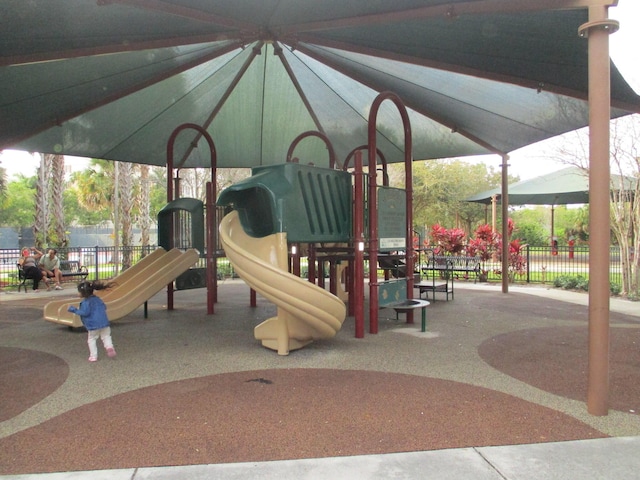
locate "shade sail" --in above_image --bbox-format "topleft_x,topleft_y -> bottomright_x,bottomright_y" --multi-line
466,166 -> 636,205
1,1 -> 639,169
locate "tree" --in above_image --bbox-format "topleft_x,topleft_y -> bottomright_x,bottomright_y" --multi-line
0,162 -> 6,201
148,166 -> 168,219
549,114 -> 640,297
34,153 -> 52,248
609,117 -> 640,297
389,159 -> 515,236
69,159 -> 114,221
50,155 -> 67,247
119,161 -> 135,269
510,206 -> 555,247
0,175 -> 36,227
0,158 -> 170,249
216,168 -> 251,193
138,164 -> 152,249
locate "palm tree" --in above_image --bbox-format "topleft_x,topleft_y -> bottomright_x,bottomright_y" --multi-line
0,166 -> 6,200
34,153 -> 52,248
70,160 -> 113,215
119,161 -> 135,269
138,164 -> 152,253
50,154 -> 67,247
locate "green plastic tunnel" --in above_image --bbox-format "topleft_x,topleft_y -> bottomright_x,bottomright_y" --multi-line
217,164 -> 351,243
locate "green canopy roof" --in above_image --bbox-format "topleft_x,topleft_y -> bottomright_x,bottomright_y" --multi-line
466,166 -> 636,205
1,1 -> 639,168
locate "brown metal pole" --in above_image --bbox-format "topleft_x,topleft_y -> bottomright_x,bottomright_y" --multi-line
166,132 -> 175,311
209,146 -> 218,307
206,181 -> 215,314
501,155 -> 509,294
353,151 -> 365,338
551,205 -> 556,250
580,6 -> 619,416
367,92 -> 414,328
491,194 -> 497,233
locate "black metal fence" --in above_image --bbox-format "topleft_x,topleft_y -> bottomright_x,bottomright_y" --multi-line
0,244 -> 624,290
473,245 -> 622,286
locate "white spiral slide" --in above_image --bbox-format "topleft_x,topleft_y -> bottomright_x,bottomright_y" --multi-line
43,247 -> 199,328
219,211 -> 346,355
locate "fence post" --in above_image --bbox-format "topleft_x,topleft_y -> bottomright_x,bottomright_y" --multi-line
526,244 -> 530,283
94,246 -> 99,281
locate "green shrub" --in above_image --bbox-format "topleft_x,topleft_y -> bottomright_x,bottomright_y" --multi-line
575,276 -> 589,291
552,275 -> 588,291
626,292 -> 640,301
610,282 -> 622,296
552,275 -> 573,289
553,275 -> 619,296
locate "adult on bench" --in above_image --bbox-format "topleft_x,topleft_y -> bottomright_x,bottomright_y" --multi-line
18,247 -> 49,292
40,248 -> 64,290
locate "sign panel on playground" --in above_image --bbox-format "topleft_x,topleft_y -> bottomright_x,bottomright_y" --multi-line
378,187 -> 406,251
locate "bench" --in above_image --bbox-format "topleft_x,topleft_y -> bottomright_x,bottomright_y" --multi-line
16,260 -> 88,291
425,254 -> 481,281
378,255 -> 409,278
418,257 -> 454,301
379,279 -> 430,332
16,264 -> 30,292
419,254 -> 481,301
58,260 -> 89,282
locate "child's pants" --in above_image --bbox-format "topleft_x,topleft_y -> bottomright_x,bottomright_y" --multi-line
87,327 -> 114,358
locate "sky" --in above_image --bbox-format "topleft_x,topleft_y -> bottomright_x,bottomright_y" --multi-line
0,1 -> 638,182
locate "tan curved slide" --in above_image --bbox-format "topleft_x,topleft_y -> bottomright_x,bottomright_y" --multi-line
219,211 -> 346,355
44,248 -> 199,328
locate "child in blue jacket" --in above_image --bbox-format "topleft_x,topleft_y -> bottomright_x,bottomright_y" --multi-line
68,281 -> 116,362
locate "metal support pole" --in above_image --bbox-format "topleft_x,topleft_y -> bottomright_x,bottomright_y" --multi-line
501,155 -> 509,294
353,151 -> 365,338
206,182 -> 215,314
579,5 -> 619,416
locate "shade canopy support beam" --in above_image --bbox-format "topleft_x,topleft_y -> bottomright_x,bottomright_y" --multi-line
582,4 -> 618,416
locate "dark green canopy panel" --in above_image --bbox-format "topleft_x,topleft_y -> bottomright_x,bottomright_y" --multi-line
1,1 -> 639,168
466,166 -> 636,205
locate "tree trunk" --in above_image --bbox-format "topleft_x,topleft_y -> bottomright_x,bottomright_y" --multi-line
50,155 -> 67,247
34,153 -> 52,248
119,162 -> 134,270
138,164 -> 151,255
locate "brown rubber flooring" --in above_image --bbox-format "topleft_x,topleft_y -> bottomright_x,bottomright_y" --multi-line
1,283 -> 639,475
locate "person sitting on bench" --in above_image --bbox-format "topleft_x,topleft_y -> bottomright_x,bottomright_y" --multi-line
18,247 -> 49,292
40,248 -> 64,290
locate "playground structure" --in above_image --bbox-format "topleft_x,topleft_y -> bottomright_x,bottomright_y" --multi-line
43,92 -> 417,353
43,247 -> 199,328
219,210 -> 346,355
213,92 -> 417,353
43,124 -> 211,328
217,162 -> 352,354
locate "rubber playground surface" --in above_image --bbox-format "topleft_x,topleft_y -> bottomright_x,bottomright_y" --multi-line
1,281 -> 639,475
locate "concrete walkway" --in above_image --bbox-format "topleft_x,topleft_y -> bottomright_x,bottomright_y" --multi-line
1,436 -> 639,479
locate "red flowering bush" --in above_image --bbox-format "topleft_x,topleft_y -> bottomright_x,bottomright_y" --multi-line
429,224 -> 466,255
507,239 -> 527,278
493,220 -> 527,280
466,224 -> 498,262
429,219 -> 526,281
